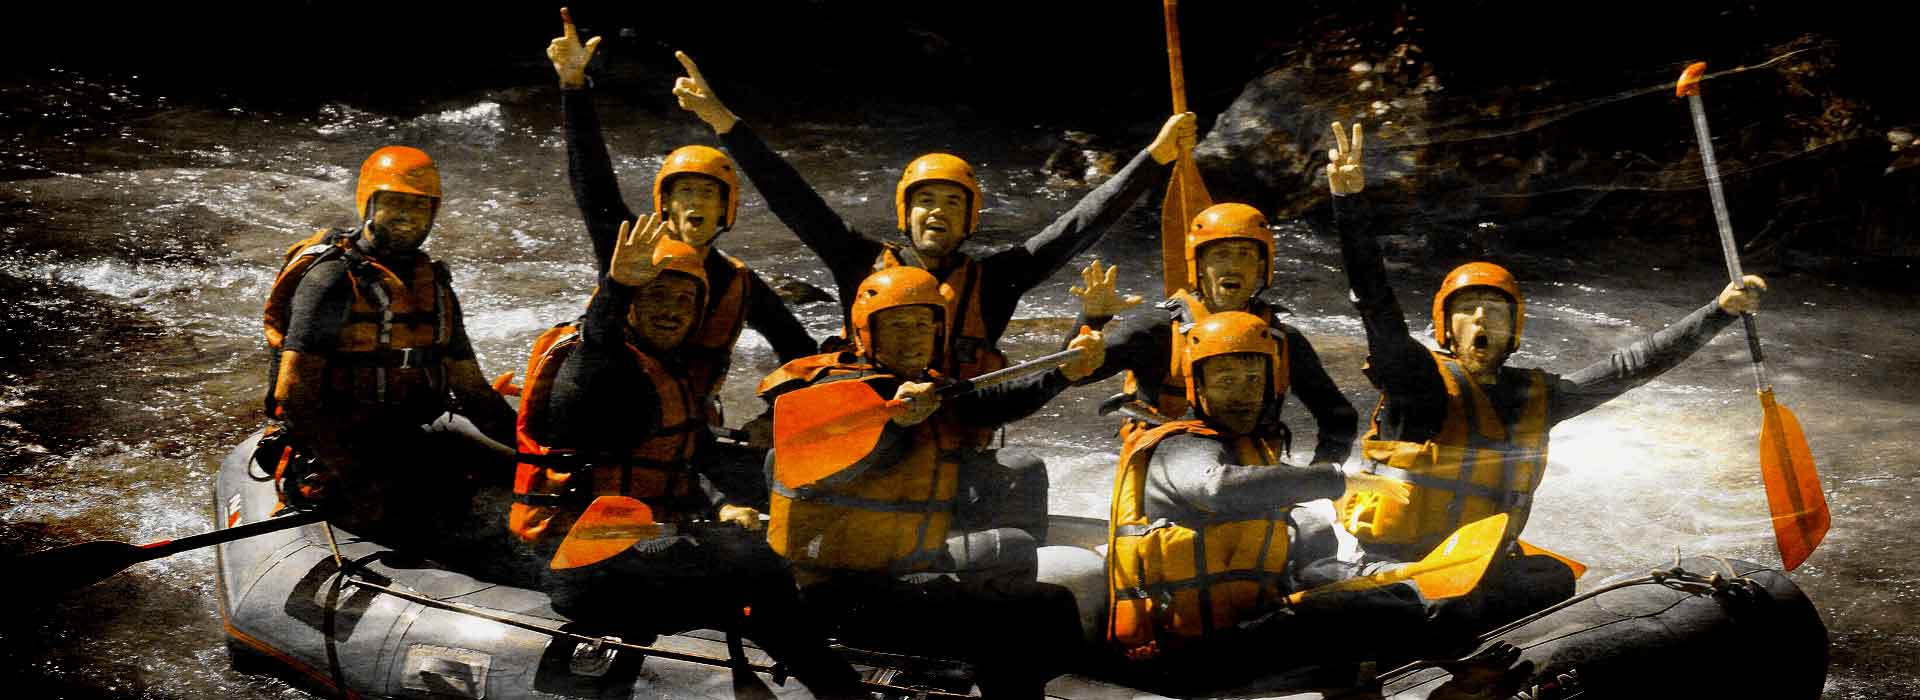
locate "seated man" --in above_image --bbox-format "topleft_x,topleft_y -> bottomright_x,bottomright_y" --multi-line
1104,311 -> 1414,687
263,146 -> 516,537
510,218 -> 860,698
757,266 -> 1106,699
1328,121 -> 1769,638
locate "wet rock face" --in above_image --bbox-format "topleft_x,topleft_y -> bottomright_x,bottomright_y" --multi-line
1188,2 -> 1918,269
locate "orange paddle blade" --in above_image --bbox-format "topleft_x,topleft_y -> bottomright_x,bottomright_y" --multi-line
1289,513 -> 1508,604
1159,159 -> 1213,296
772,380 -> 902,491
492,371 -> 520,397
550,496 -> 658,571
1516,538 -> 1589,580
1758,389 -> 1828,570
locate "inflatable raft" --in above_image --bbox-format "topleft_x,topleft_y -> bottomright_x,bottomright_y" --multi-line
213,431 -> 1827,699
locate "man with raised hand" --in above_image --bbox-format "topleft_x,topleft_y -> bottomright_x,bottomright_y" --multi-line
1328,120 -> 1769,636
672,49 -> 1195,541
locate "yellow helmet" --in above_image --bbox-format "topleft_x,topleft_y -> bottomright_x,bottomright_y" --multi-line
355,146 -> 442,220
895,153 -> 982,234
849,266 -> 947,360
1431,262 -> 1524,351
1184,203 -> 1273,291
1180,311 -> 1284,410
653,145 -> 741,228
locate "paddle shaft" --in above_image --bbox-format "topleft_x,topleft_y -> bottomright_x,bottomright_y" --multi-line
950,347 -> 1082,395
1684,91 -> 1769,391
1164,0 -> 1188,113
133,509 -> 323,561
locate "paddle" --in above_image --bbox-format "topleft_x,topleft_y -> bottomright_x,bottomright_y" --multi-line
1159,0 -> 1213,296
549,496 -> 662,570
1097,392 -> 1174,426
1676,62 -> 1829,571
1286,513 -> 1508,604
772,347 -> 1084,491
17,508 -> 326,595
1515,538 -> 1588,580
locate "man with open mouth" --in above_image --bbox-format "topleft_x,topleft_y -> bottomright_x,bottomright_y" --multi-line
547,9 -> 820,495
1327,120 -> 1770,648
673,50 -> 1196,550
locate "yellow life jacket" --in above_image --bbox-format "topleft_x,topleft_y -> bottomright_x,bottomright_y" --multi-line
760,354 -> 963,574
262,229 -> 453,418
684,252 -> 752,424
1107,420 -> 1295,662
1337,351 -> 1550,553
509,324 -> 705,547
872,246 -> 1007,447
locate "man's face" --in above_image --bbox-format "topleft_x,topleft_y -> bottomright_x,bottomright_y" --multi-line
664,175 -> 726,249
869,305 -> 938,375
1197,240 -> 1264,311
906,182 -> 970,258
1446,288 -> 1516,377
627,272 -> 701,351
1196,353 -> 1267,435
366,192 -> 437,254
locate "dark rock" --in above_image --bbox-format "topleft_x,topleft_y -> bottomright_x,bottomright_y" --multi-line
766,274 -> 835,306
1043,131 -> 1122,188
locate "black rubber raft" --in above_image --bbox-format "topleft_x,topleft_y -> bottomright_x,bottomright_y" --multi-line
214,431 -> 1829,699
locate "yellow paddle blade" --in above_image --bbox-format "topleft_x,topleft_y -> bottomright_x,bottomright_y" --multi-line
550,496 -> 658,571
772,380 -> 900,491
1516,539 -> 1588,580
1758,389 -> 1828,571
1159,157 -> 1213,297
1289,513 -> 1508,604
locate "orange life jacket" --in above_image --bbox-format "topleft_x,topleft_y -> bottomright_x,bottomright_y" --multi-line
684,252 -> 752,423
262,228 -> 454,419
1337,351 -> 1551,555
1106,420 -> 1296,662
758,353 -> 964,574
508,323 -> 706,547
872,245 -> 1007,446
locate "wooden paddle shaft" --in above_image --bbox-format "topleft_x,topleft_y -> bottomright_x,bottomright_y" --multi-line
1685,91 -> 1769,390
1164,0 -> 1187,113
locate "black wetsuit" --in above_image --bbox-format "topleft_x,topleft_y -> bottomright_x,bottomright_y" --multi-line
279,237 -> 513,536
1334,191 -> 1739,639
1075,302 -> 1359,465
524,275 -> 860,694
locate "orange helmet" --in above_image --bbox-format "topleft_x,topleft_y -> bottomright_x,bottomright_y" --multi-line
1185,203 -> 1273,291
653,145 -> 741,229
849,266 -> 947,359
895,153 -> 982,234
355,146 -> 442,219
636,237 -> 711,323
1180,311 -> 1284,409
1431,262 -> 1524,351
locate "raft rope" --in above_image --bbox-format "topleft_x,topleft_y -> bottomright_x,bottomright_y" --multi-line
338,574 -> 975,699
1372,554 -> 1767,686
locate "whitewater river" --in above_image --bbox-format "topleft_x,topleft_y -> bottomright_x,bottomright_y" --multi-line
0,70 -> 1913,698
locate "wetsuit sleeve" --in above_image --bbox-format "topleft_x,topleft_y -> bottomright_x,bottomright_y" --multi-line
280,259 -> 353,355
744,268 -> 820,362
719,122 -> 883,302
1280,326 -> 1358,465
1068,312 -> 1170,388
1333,193 -> 1447,441
979,146 -> 1175,327
1550,300 -> 1738,423
534,278 -> 666,450
947,369 -> 1074,428
1146,434 -> 1347,518
564,87 -> 640,275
